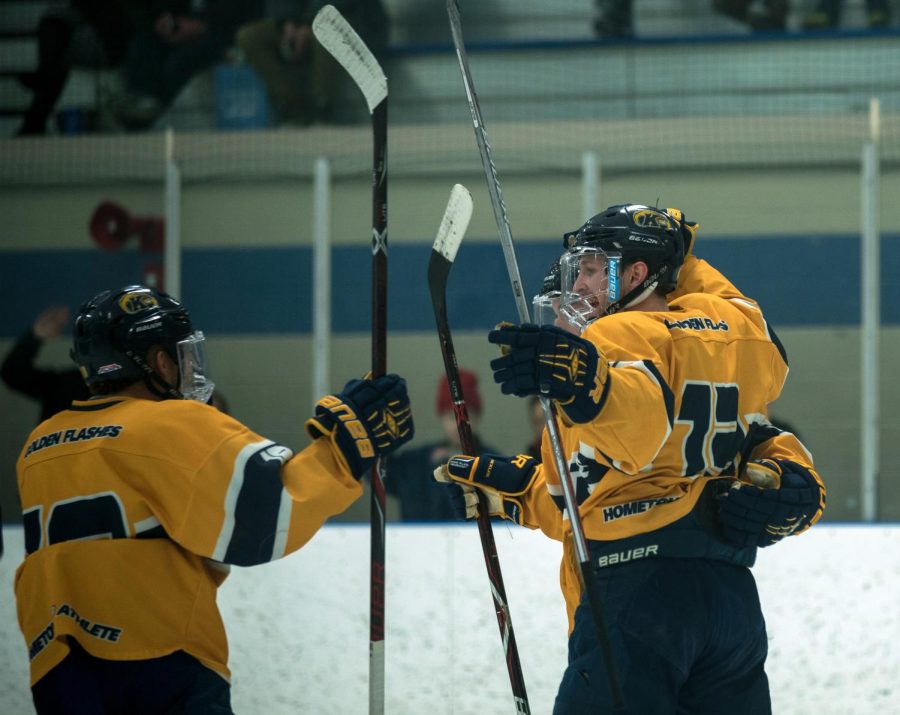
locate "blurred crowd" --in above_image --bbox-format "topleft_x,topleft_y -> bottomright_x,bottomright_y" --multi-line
11,0 -> 895,136
15,0 -> 388,137
594,0 -> 893,37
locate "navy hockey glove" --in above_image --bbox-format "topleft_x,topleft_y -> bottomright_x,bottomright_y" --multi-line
306,374 -> 414,480
718,459 -> 825,548
431,471 -> 479,522
489,323 -> 610,424
434,453 -> 538,525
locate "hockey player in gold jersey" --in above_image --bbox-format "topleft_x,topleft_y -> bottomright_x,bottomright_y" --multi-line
16,285 -> 414,714
436,204 -> 825,714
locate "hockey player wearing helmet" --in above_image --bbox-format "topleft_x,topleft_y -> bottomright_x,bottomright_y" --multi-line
16,285 -> 414,713
70,285 -> 214,402
436,205 -> 824,713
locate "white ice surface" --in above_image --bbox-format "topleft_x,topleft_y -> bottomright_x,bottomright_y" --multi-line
1,524 -> 897,714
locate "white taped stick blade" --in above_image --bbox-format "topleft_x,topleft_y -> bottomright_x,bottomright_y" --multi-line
432,184 -> 473,264
312,5 -> 387,113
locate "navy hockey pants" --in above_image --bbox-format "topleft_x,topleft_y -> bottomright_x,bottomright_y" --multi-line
32,640 -> 232,714
553,558 -> 771,715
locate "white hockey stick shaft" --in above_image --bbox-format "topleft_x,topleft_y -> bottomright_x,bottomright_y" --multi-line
446,0 -> 587,562
447,2 -> 624,707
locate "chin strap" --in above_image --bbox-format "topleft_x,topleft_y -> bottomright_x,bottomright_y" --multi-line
603,262 -> 670,316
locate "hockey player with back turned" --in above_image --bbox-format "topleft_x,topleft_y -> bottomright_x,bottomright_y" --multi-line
435,204 -> 825,714
15,285 -> 414,714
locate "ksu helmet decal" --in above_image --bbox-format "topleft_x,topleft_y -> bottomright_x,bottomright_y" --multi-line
118,290 -> 160,314
632,208 -> 674,230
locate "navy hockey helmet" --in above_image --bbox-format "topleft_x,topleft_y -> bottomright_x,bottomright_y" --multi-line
71,285 -> 212,401
560,204 -> 685,323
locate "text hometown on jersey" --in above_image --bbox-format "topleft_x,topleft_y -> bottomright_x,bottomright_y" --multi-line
15,285 -> 414,714
435,204 -> 825,714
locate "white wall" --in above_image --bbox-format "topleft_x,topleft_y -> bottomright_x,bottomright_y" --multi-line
1,524 -> 898,714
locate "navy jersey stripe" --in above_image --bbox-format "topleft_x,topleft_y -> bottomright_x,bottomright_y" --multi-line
69,401 -> 124,412
223,447 -> 289,566
642,360 -> 675,428
766,320 -> 789,367
135,524 -> 168,540
23,507 -> 41,555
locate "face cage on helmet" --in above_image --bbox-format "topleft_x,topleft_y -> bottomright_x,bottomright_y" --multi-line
532,291 -> 561,327
175,331 -> 215,404
559,247 -> 622,332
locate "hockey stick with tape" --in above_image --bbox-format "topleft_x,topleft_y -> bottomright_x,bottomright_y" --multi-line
446,1 -> 624,708
428,184 -> 531,715
312,8 -> 388,714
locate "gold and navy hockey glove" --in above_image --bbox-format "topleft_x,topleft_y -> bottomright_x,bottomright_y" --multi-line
665,207 -> 699,258
488,323 -> 610,424
433,453 -> 538,525
717,459 -> 825,548
431,468 -> 479,522
306,374 -> 414,480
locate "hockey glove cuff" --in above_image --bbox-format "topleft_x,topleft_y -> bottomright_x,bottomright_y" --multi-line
488,324 -> 610,424
718,459 -> 825,548
434,453 -> 539,525
306,374 -> 414,480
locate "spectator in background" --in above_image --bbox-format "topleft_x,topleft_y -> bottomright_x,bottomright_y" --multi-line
236,0 -> 388,126
713,0 -> 788,31
1,305 -> 90,422
387,369 -> 495,522
115,0 -> 263,130
593,0 -> 633,38
803,0 -> 891,28
16,0 -> 136,136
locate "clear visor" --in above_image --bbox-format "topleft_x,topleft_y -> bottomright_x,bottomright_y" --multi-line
532,291 -> 561,326
532,290 -> 580,335
176,330 -> 215,404
559,247 -> 622,331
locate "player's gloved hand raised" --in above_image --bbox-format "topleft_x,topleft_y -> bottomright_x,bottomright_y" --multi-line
717,459 -> 825,548
488,323 -> 610,424
306,374 -> 414,480
433,453 -> 538,525
665,207 -> 699,258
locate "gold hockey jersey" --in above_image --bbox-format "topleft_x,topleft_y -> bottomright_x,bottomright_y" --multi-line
16,396 -> 362,686
517,254 -> 824,627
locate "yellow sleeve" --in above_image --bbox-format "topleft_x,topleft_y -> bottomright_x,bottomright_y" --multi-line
169,432 -> 362,566
280,439 -> 364,553
518,461 -> 567,540
669,254 -> 750,302
574,318 -> 675,473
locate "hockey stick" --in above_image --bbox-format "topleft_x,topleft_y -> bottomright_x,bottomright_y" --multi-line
312,8 -> 388,714
428,184 -> 531,715
446,1 -> 624,708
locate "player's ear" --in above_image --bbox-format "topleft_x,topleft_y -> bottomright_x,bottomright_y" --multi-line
625,261 -> 650,290
148,345 -> 177,381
